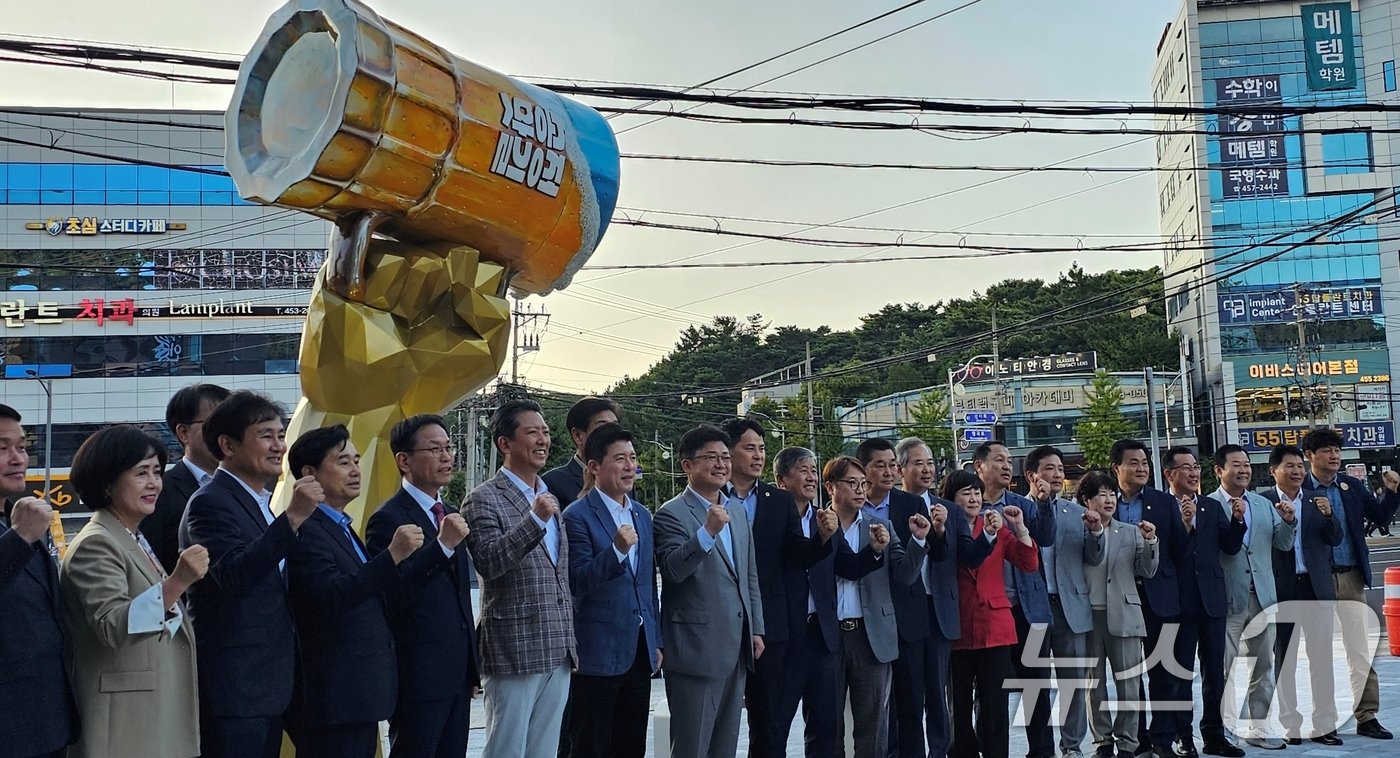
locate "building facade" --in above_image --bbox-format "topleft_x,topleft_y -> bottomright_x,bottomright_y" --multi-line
0,109 -> 327,516
1155,0 -> 1400,468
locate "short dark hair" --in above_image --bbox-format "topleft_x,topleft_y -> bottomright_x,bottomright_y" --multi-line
679,425 -> 729,460
491,399 -> 544,452
1162,445 -> 1196,471
566,396 -> 619,433
1110,439 -> 1148,466
972,440 -> 1008,464
855,437 -> 896,466
70,425 -> 168,510
822,455 -> 864,483
165,383 -> 231,434
0,403 -> 20,423
1269,444 -> 1305,469
390,414 -> 447,456
1300,427 -> 1344,453
939,469 -> 984,501
1076,470 -> 1118,505
289,424 -> 351,475
1025,445 -> 1064,474
719,417 -> 765,448
1211,444 -> 1247,470
583,422 -> 633,464
202,391 -> 283,460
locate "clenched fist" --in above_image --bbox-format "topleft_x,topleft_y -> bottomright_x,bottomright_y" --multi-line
388,524 -> 425,563
704,503 -> 730,538
1029,475 -> 1054,503
983,509 -> 1003,536
532,492 -> 560,522
909,513 -> 931,541
1314,496 -> 1333,518
930,503 -> 948,533
1230,497 -> 1247,521
1003,505 -> 1025,529
1083,509 -> 1104,532
172,544 -> 209,586
614,523 -> 638,553
1138,521 -> 1157,540
287,475 -> 324,529
815,508 -> 839,541
438,512 -> 469,550
1274,500 -> 1296,525
1179,496 -> 1197,532
8,497 -> 52,544
869,523 -> 891,553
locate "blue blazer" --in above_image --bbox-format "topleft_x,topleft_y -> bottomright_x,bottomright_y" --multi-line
1306,472 -> 1387,586
0,518 -> 78,756
1262,486 -> 1343,602
179,469 -> 298,720
1129,487 -> 1190,618
796,509 -> 840,654
989,489 -> 1056,624
564,489 -> 661,677
1181,494 -> 1245,618
888,489 -> 958,641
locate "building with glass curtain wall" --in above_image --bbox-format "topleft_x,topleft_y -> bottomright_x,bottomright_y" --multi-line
0,108 -> 328,515
1155,0 -> 1400,470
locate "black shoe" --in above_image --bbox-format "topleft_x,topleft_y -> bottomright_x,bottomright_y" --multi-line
1173,738 -> 1199,758
1096,747 -> 1116,758
1311,732 -> 1344,746
1134,745 -> 1154,757
1202,741 -> 1245,757
1358,720 -> 1394,740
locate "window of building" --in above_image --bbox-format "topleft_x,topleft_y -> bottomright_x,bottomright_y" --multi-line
0,249 -> 326,291
1320,131 -> 1373,175
1385,61 -> 1397,92
1,332 -> 300,379
0,163 -> 253,205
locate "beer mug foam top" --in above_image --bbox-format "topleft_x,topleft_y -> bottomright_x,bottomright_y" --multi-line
225,0 -> 620,294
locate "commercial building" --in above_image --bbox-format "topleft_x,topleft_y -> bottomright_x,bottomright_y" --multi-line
1154,0 -> 1400,470
0,108 -> 327,516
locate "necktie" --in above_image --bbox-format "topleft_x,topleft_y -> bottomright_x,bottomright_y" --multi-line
431,501 -> 446,529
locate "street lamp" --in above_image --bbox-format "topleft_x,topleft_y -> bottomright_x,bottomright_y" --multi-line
24,369 -> 53,500
644,432 -> 675,505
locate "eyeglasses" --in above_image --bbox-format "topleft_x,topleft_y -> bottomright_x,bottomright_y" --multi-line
838,479 -> 871,491
688,453 -> 732,465
409,445 -> 457,458
1167,463 -> 1203,471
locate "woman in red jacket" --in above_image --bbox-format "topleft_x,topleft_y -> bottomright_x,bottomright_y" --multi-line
943,469 -> 1039,758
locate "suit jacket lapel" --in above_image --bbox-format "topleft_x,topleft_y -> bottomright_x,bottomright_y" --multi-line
494,473 -> 532,517
214,470 -> 268,533
95,510 -> 162,588
686,489 -> 737,578
314,511 -> 363,565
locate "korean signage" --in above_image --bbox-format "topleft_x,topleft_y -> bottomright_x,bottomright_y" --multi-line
950,382 -> 1167,415
1357,385 -> 1391,422
491,92 -> 567,198
1218,285 -> 1382,325
951,351 -> 1097,384
1213,74 -> 1288,199
0,297 -> 309,328
1302,2 -> 1357,91
23,218 -> 188,236
1218,136 -> 1285,166
1240,421 -> 1393,452
25,474 -> 79,512
1221,166 -> 1288,199
1214,75 -> 1282,107
1233,349 -> 1391,389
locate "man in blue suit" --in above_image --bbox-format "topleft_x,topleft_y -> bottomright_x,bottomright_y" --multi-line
1301,428 -> 1393,742
180,391 -> 321,758
562,423 -> 662,758
0,403 -> 78,758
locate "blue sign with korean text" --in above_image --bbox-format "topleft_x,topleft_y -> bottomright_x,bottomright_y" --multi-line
963,411 -> 998,426
962,428 -> 994,443
1240,421 -> 1393,452
1218,286 -> 1382,325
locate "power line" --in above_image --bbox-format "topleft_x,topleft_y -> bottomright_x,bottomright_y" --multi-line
619,152 -> 1387,174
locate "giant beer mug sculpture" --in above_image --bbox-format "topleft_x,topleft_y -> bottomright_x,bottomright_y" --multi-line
226,0 -> 619,519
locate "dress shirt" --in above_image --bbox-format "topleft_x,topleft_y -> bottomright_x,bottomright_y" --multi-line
223,468 -> 282,574
1042,499 -> 1061,596
1309,474 -> 1355,567
726,483 -> 758,526
597,489 -> 637,570
182,458 -> 213,487
690,487 -> 735,564
1277,488 -> 1310,575
913,490 -> 936,596
501,466 -> 559,564
837,515 -> 865,620
1116,490 -> 1144,525
127,528 -> 184,638
862,492 -> 891,523
401,479 -> 456,557
316,503 -> 367,563
798,505 -> 817,614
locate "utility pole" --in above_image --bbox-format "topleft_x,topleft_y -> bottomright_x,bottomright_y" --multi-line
806,342 -> 816,451
510,298 -> 549,384
1145,367 -> 1162,491
1294,284 -> 1318,427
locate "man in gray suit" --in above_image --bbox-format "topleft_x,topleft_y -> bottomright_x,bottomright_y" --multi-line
654,425 -> 765,758
1025,446 -> 1105,758
1211,444 -> 1294,750
464,399 -> 575,758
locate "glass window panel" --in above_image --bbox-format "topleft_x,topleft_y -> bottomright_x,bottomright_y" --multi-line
106,165 -> 137,190
105,190 -> 137,204
201,191 -> 232,205
170,191 -> 200,205
73,164 -> 104,190
137,191 -> 169,204
73,190 -> 103,205
169,168 -> 201,192
8,164 -> 39,190
8,190 -> 39,204
137,165 -> 169,190
39,190 -> 72,204
40,164 -> 72,190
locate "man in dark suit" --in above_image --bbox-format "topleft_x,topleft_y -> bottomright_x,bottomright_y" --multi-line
889,436 -> 958,758
365,414 -> 477,758
719,416 -> 832,758
543,396 -> 618,508
286,424 -> 430,758
179,390 -> 320,758
0,403 -> 78,758
1163,446 -> 1245,758
772,446 -> 842,758
1301,427 -> 1393,742
1110,439 -> 1189,758
562,423 -> 663,758
143,383 -> 229,573
1262,443 -> 1343,744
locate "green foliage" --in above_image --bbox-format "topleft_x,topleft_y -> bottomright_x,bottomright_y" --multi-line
1076,370 -> 1138,470
896,388 -> 954,464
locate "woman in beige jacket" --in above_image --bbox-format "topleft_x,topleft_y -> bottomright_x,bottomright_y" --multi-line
60,425 -> 209,758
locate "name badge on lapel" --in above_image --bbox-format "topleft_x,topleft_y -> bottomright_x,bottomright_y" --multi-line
1340,482 -> 1350,491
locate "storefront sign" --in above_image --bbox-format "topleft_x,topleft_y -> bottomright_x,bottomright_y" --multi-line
1302,2 -> 1357,91
1221,165 -> 1289,199
1233,349 -> 1390,389
24,474 -> 77,511
24,218 -> 188,236
1240,421 -> 1393,452
950,382 -> 1167,415
1218,136 -> 1285,166
1358,386 -> 1391,421
0,298 -> 309,328
951,351 -> 1097,384
1218,285 -> 1382,325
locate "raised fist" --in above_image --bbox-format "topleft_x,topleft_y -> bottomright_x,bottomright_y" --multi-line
8,497 -> 52,544
1029,475 -> 1054,502
930,503 -> 948,533
1138,520 -> 1157,540
172,544 -> 209,586
983,509 -> 1003,536
815,508 -> 839,541
1003,505 -> 1025,528
909,513 -> 931,541
869,523 -> 891,553
1083,509 -> 1103,532
614,523 -> 638,553
438,512 -> 469,550
1179,497 -> 1196,531
1230,497 -> 1247,521
388,524 -> 425,563
532,492 -> 560,522
1314,495 -> 1332,518
704,503 -> 730,537
287,475 -> 323,529
1274,500 -> 1296,525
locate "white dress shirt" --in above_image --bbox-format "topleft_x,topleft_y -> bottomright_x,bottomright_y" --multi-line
402,479 -> 457,557
837,515 -> 865,621
500,467 -> 559,564
597,489 -> 638,570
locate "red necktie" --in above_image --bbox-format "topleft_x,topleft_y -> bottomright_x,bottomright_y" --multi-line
431,501 -> 446,529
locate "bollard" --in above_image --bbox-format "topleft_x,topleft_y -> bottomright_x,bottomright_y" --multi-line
1384,566 -> 1400,655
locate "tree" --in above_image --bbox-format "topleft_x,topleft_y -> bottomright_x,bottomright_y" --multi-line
896,388 -> 954,465
1076,370 -> 1137,470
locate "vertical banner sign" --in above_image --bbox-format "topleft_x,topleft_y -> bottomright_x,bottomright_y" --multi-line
1213,75 -> 1289,199
1302,3 -> 1357,91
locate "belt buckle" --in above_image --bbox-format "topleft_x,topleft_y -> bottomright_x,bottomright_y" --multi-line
839,619 -> 859,632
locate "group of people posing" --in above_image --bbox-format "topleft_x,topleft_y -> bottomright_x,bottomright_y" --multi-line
0,387 -> 1394,758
